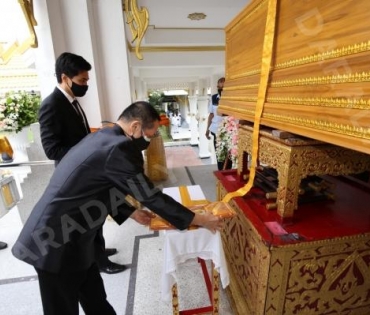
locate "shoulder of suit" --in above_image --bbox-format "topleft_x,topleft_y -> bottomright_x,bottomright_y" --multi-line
41,88 -> 70,107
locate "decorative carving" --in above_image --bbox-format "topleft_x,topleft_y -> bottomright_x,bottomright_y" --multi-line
271,72 -> 370,88
124,0 -> 149,60
268,237 -> 370,314
18,0 -> 38,48
275,41 -> 370,70
264,113 -> 370,140
227,41 -> 370,78
218,177 -> 370,315
187,12 -> 206,21
268,96 -> 370,110
218,183 -> 270,315
239,125 -> 370,219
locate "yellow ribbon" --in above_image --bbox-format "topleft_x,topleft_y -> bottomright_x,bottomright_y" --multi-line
179,186 -> 209,206
222,0 -> 278,203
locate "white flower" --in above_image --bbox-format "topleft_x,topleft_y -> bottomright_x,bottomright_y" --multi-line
0,91 -> 40,133
215,116 -> 239,168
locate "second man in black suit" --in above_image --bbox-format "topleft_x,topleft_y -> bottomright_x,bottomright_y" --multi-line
38,52 -> 126,274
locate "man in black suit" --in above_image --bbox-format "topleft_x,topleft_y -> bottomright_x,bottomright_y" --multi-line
38,52 -> 125,274
12,101 -> 223,315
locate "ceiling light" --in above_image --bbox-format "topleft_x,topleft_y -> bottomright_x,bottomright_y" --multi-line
187,13 -> 206,21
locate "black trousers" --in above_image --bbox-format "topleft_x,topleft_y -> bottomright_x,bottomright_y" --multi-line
35,263 -> 116,315
96,227 -> 110,267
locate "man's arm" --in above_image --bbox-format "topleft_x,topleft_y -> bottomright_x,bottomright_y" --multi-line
205,113 -> 214,140
205,100 -> 215,140
39,102 -> 70,161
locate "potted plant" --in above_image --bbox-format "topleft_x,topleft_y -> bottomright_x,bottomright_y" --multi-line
0,90 -> 41,162
0,90 -> 41,133
148,91 -> 164,113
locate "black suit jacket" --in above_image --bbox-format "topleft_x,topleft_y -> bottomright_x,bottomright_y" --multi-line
12,125 -> 195,273
39,87 -> 90,163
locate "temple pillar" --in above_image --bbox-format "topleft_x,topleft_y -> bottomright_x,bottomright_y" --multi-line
197,95 -> 211,158
188,95 -> 199,146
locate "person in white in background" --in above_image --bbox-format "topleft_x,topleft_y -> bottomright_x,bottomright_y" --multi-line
205,77 -> 230,170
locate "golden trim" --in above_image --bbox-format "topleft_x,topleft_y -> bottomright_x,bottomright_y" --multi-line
128,45 -> 224,53
228,69 -> 261,79
275,40 -> 370,70
150,26 -> 224,31
18,0 -> 38,48
223,85 -> 259,90
124,0 -> 149,60
222,96 -> 258,102
225,42 -> 370,80
227,0 -> 268,33
1,1 -> 37,64
264,113 -> 370,139
267,96 -> 370,110
271,71 -> 370,88
218,105 -> 255,116
0,42 -> 19,64
223,0 -> 278,203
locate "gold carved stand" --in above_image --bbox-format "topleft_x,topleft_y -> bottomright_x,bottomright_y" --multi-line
238,125 -> 370,223
216,177 -> 370,315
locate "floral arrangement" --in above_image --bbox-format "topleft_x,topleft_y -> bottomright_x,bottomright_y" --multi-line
216,116 -> 239,169
0,91 -> 41,133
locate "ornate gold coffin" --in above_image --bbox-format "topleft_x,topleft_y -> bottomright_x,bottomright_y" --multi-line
219,0 -> 370,154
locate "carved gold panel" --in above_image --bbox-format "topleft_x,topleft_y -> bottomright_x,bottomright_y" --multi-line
267,236 -> 370,314
218,182 -> 270,315
217,178 -> 370,315
238,125 -> 370,220
220,0 -> 370,155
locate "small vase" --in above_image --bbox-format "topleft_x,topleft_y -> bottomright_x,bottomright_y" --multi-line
0,136 -> 14,163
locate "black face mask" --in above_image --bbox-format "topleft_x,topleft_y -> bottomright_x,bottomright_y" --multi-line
132,136 -> 151,151
70,81 -> 88,97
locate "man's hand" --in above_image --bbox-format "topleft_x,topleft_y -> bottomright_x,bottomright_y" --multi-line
130,209 -> 155,225
190,212 -> 223,233
205,129 -> 211,140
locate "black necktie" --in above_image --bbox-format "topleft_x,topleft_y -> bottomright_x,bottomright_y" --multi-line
72,100 -> 89,134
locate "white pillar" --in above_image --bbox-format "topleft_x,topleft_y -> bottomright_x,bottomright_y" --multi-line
197,96 -> 211,158
188,95 -> 199,146
33,0 -> 132,126
134,77 -> 146,101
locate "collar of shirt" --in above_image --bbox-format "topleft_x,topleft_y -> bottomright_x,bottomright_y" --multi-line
57,85 -> 74,104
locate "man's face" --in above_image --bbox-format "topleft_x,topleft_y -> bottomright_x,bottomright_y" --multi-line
61,70 -> 90,97
217,80 -> 224,90
132,120 -> 160,139
68,71 -> 89,86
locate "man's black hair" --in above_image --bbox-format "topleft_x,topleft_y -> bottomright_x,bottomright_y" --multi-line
55,52 -> 92,83
118,101 -> 160,129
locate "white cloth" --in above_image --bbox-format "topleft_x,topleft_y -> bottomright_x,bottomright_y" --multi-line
160,185 -> 230,303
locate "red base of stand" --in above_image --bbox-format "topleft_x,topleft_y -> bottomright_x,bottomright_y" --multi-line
179,259 -> 216,315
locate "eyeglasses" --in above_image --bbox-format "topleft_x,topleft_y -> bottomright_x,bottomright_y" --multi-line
141,128 -> 159,139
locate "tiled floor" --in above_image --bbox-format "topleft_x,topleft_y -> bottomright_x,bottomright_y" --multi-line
0,134 -> 234,314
